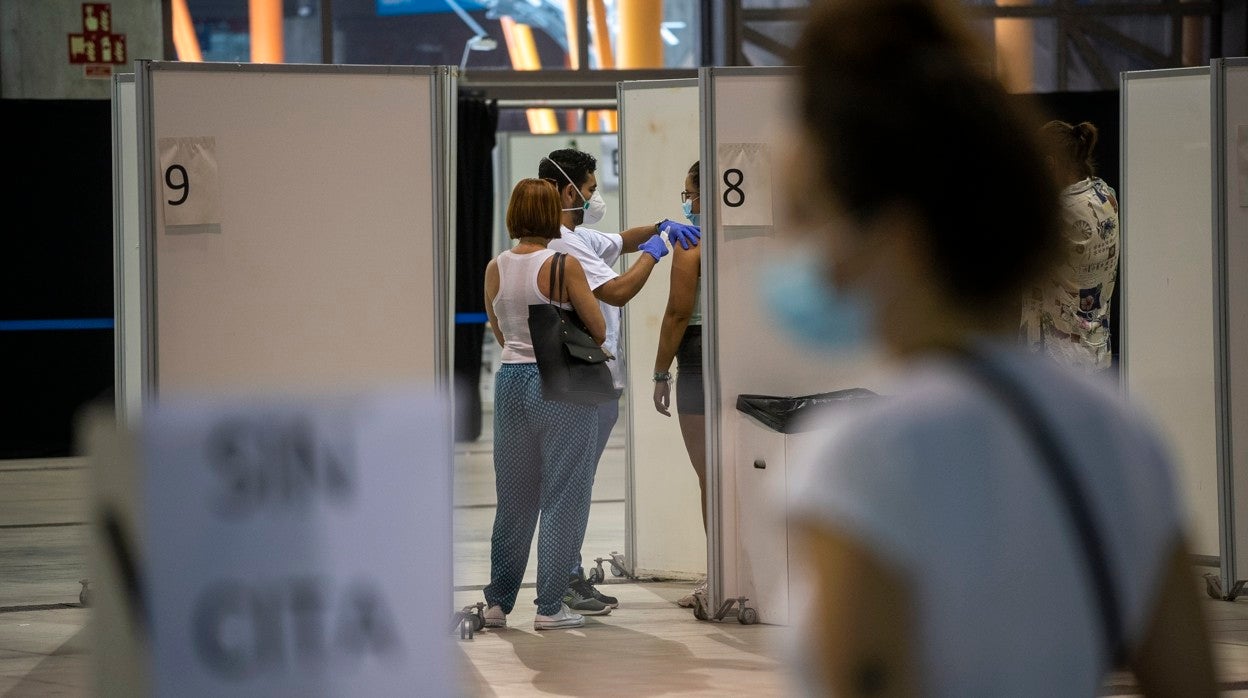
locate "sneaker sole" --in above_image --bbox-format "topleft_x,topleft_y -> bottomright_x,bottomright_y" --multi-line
534,620 -> 585,630
566,604 -> 611,616
484,619 -> 507,628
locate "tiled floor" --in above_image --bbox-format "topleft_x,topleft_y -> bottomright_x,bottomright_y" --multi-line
7,417 -> 1248,696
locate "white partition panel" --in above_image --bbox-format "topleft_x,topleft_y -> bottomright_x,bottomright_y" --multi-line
136,62 -> 453,396
1120,68 -> 1218,557
496,132 -> 622,254
618,79 -> 706,578
701,68 -> 885,623
1216,59 -> 1248,585
111,74 -> 143,426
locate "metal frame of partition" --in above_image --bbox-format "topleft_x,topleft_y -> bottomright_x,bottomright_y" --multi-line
134,61 -> 456,400
111,73 -> 135,424
1210,57 -> 1248,599
699,65 -> 796,612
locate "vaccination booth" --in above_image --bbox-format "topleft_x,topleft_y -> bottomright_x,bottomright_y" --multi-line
617,68 -> 885,624
112,62 -> 457,419
1120,58 -> 1248,599
100,62 -> 459,693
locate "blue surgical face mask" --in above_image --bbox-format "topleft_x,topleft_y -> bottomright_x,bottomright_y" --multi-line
681,199 -> 700,227
758,243 -> 871,351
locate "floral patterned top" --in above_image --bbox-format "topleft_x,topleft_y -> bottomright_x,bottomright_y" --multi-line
1022,177 -> 1119,372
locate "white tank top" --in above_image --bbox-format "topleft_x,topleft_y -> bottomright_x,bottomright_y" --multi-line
494,249 -> 571,364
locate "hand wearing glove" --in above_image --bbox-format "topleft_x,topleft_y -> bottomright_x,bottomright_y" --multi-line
659,220 -> 702,250
638,233 -> 670,262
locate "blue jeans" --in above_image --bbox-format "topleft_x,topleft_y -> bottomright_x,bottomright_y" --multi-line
483,364 -> 599,615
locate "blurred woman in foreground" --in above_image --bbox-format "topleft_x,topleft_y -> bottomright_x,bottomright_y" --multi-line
781,1 -> 1215,695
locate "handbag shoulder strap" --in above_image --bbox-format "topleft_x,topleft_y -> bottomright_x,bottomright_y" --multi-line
958,349 -> 1126,666
546,251 -> 563,305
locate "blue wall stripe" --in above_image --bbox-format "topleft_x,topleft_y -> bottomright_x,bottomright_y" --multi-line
455,312 -> 489,325
0,318 -> 115,331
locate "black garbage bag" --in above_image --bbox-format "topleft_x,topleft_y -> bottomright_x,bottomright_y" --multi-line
735,388 -> 879,434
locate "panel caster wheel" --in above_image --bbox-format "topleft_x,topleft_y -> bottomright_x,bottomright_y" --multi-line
459,616 -> 475,640
692,594 -> 710,621
78,579 -> 92,607
587,567 -> 604,585
738,607 -> 759,625
472,613 -> 485,632
610,563 -> 624,578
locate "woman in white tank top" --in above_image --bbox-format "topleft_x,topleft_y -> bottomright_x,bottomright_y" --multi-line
479,179 -> 606,631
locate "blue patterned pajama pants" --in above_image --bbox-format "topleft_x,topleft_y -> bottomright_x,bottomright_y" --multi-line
483,363 -> 599,616
570,391 -> 622,576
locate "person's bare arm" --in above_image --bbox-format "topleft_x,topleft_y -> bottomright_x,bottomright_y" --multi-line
652,245 -> 700,416
484,259 -> 504,347
796,522 -> 918,698
594,254 -> 658,307
561,255 -> 607,346
1129,537 -> 1217,697
618,223 -> 659,253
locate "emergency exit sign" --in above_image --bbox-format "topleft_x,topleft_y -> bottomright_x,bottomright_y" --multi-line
67,3 -> 127,79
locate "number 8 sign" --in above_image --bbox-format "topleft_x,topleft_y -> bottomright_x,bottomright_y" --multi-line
716,142 -> 773,227
157,136 -> 220,227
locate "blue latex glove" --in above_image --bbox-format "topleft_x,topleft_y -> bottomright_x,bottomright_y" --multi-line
638,233 -> 669,262
660,220 -> 702,250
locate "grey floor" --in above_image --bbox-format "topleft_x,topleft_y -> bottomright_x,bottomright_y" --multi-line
8,416 -> 1248,695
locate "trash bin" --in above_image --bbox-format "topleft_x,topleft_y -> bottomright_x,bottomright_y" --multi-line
731,388 -> 880,626
735,388 -> 879,434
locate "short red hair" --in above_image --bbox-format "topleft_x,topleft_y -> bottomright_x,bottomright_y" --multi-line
506,178 -> 561,240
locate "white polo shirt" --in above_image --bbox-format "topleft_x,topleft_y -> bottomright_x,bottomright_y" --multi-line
548,225 -> 625,390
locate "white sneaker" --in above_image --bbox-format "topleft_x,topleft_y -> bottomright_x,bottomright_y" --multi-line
677,580 -> 708,608
534,603 -> 585,630
484,604 -> 507,628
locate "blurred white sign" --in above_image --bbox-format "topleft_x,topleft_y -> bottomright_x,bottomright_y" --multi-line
717,142 -> 773,227
158,136 -> 220,227
599,134 -> 620,191
142,391 -> 452,697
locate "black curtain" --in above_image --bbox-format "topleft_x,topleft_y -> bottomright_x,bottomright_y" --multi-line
454,98 -> 498,442
1,99 -> 114,458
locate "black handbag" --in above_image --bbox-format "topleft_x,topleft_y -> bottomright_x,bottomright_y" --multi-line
527,252 -> 616,405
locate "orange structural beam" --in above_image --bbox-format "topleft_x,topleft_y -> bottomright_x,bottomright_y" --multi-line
589,0 -> 618,132
618,0 -> 662,69
249,0 -> 284,64
994,0 -> 1033,93
171,0 -> 203,62
500,16 -> 559,134
564,0 -> 582,69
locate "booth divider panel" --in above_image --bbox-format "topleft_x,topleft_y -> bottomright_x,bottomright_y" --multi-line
112,75 -> 142,424
1121,70 -> 1218,556
704,70 -> 884,619
618,80 -> 707,577
145,67 -> 443,394
1220,61 -> 1248,581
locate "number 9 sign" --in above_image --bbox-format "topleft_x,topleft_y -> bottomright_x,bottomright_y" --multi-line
716,143 -> 773,228
157,136 -> 220,227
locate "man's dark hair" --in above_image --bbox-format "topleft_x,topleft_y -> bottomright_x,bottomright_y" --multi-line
539,149 -> 598,195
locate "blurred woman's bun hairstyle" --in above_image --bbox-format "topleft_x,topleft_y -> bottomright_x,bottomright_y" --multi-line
794,0 -> 1062,305
1041,120 -> 1100,179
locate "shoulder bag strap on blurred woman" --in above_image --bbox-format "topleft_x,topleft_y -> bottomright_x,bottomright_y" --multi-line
958,348 -> 1127,667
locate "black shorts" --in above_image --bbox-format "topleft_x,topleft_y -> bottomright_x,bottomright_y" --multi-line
675,325 -> 704,416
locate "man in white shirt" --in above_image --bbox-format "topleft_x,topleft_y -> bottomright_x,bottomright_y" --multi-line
538,149 -> 701,613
